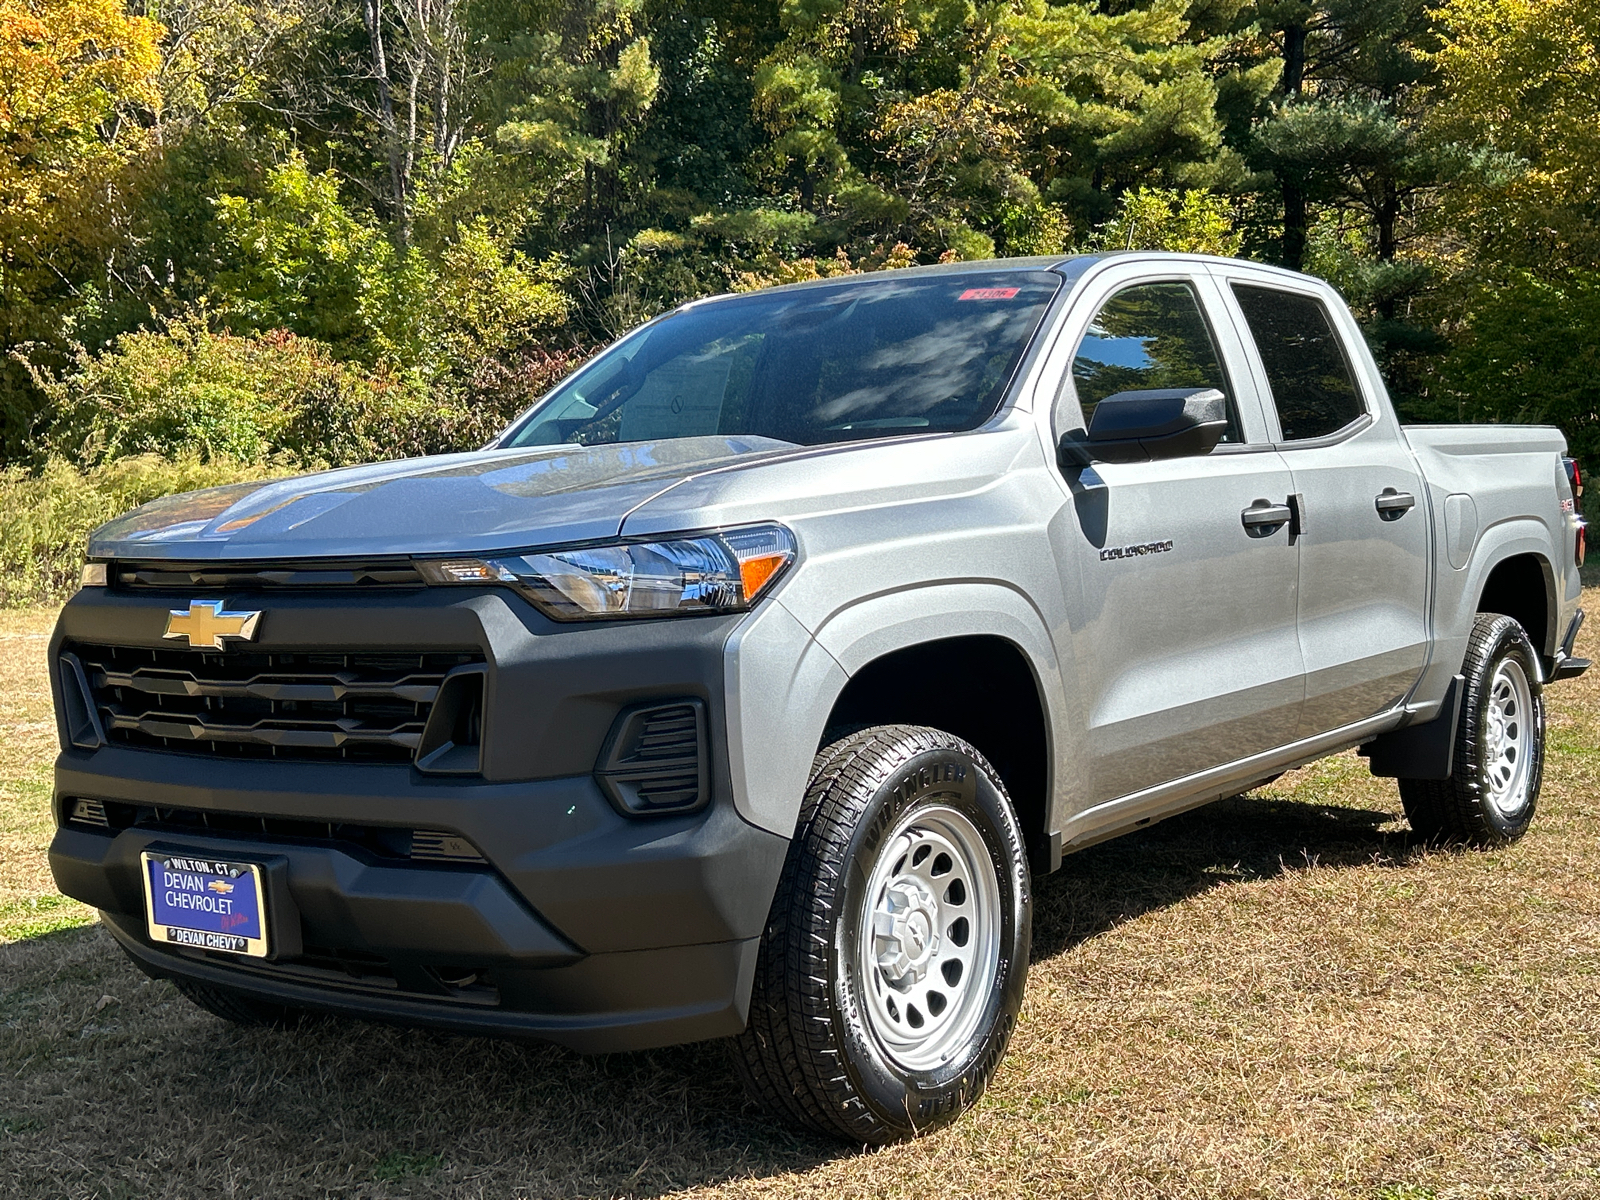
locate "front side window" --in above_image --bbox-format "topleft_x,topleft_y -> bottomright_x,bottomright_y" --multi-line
1068,281 -> 1239,442
1231,284 -> 1366,441
502,272 -> 1061,449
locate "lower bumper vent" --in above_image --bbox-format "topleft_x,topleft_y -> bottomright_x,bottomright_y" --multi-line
208,943 -> 500,1006
63,799 -> 486,866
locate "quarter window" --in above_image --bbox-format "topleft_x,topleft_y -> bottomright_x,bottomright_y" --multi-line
1231,284 -> 1366,441
1068,282 -> 1239,442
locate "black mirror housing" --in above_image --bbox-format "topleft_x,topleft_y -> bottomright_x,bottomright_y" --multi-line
1058,387 -> 1229,466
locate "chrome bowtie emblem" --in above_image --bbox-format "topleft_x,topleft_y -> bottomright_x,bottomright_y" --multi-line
163,600 -> 262,650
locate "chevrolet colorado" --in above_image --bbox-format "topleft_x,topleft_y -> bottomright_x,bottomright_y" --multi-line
48,252 -> 1589,1142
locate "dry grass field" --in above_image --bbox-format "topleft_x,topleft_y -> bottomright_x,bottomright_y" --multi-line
2,596 -> 1598,1199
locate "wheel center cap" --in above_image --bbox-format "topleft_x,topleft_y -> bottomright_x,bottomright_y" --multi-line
1488,707 -> 1506,758
873,878 -> 940,987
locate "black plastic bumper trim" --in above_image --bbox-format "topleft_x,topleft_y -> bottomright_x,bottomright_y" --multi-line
106,916 -> 761,1053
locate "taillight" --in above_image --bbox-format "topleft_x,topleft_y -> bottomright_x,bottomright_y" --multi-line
1564,458 -> 1585,566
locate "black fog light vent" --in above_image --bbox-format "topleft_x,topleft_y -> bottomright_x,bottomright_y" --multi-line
595,699 -> 709,816
410,830 -> 488,864
67,798 -> 109,829
415,664 -> 486,775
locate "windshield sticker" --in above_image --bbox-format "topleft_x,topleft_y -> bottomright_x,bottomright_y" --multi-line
958,287 -> 1020,301
618,355 -> 735,441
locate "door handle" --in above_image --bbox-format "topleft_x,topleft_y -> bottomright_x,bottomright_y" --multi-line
1376,488 -> 1415,520
1242,500 -> 1292,535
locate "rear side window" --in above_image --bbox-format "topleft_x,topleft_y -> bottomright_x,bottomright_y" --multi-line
1231,284 -> 1365,441
1069,281 -> 1239,442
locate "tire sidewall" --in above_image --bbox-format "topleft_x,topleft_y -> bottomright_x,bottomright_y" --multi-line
1463,618 -> 1545,839
827,742 -> 1031,1135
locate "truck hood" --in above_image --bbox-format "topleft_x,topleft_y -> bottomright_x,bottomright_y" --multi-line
88,436 -> 798,561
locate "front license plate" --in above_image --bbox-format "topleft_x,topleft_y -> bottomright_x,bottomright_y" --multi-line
141,851 -> 269,957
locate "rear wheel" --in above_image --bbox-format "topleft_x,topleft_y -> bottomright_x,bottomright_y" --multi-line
1400,613 -> 1545,847
173,978 -> 310,1029
732,725 -> 1031,1143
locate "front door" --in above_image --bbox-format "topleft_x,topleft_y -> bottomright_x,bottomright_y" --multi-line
1220,275 -> 1430,737
1044,268 -> 1306,805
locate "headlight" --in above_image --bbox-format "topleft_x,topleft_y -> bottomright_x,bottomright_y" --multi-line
417,524 -> 797,621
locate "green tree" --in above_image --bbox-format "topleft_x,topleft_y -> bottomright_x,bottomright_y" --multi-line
0,0 -> 162,458
1428,0 -> 1600,274
1241,0 -> 1448,272
1089,186 -> 1241,255
211,154 -> 569,376
1421,0 -> 1600,471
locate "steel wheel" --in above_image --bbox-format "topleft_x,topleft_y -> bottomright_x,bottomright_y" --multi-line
733,725 -> 1031,1143
1483,655 -> 1535,817
1398,613 -> 1545,848
852,803 -> 1002,1073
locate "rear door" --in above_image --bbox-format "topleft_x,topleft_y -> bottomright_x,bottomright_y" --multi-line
1215,268 -> 1430,738
1041,261 -> 1305,805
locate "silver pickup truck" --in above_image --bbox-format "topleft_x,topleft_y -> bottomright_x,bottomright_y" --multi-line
48,252 -> 1588,1143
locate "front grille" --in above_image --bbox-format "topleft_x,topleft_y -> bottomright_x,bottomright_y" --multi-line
112,560 -> 426,590
68,643 -> 482,763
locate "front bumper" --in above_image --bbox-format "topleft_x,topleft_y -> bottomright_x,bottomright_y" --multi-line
47,586 -> 791,1052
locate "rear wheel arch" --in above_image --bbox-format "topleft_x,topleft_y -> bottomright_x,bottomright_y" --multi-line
1476,551 -> 1556,662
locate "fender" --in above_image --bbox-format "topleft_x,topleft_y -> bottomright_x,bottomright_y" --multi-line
723,581 -> 1072,840
821,581 -> 1074,842
1452,522 -> 1558,653
810,579 -> 1060,684
721,597 -> 849,836
1412,520 -> 1558,713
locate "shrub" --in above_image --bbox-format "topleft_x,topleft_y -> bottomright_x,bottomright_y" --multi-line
38,313 -> 459,468
4,337 -> 593,605
0,455 -> 287,606
1427,269 -> 1600,468
212,156 -> 572,375
442,346 -> 596,449
36,308 -> 593,471
1089,188 -> 1242,256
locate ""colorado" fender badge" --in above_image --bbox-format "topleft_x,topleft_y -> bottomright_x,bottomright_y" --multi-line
1099,540 -> 1174,562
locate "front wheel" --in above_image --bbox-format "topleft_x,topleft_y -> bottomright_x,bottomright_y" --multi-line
1400,612 -> 1546,847
732,725 -> 1032,1143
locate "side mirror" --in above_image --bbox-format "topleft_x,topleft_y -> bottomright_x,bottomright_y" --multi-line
1058,387 -> 1229,466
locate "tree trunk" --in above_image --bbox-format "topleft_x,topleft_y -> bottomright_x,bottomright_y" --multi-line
1377,179 -> 1399,262
1278,22 -> 1309,271
1282,179 -> 1307,272
1282,23 -> 1307,97
1375,179 -> 1400,319
360,0 -> 409,240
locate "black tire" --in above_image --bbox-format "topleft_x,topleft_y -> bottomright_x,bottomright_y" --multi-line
732,725 -> 1032,1144
1400,613 -> 1545,847
173,978 -> 310,1029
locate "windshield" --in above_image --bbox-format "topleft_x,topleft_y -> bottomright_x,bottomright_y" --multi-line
501,271 -> 1061,449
